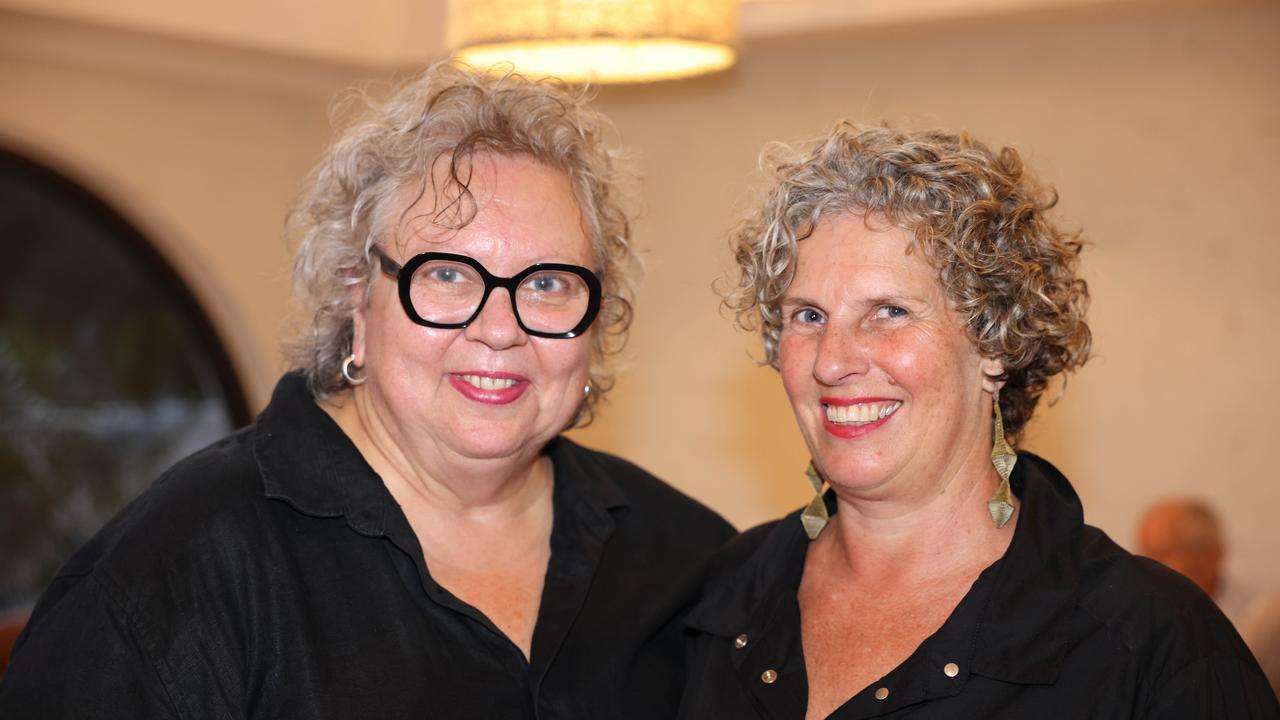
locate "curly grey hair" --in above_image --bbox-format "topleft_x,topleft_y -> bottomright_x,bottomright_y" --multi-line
285,61 -> 638,425
725,122 -> 1091,442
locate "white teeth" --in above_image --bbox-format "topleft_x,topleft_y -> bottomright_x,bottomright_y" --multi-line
460,374 -> 518,391
825,401 -> 901,425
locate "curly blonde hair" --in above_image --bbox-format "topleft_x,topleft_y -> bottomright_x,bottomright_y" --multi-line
285,61 -> 638,425
725,122 -> 1091,441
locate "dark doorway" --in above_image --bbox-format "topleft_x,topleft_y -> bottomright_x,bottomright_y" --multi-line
0,149 -> 250,629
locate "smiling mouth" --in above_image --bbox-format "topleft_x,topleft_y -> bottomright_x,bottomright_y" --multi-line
458,374 -> 520,391
824,401 -> 901,425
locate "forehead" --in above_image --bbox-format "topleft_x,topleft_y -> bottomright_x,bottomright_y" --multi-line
387,153 -> 593,269
789,213 -> 939,294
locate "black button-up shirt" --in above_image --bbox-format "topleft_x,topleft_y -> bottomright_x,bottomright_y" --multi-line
680,453 -> 1278,719
0,373 -> 735,719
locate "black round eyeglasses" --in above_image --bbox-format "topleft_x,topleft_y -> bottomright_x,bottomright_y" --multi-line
372,247 -> 602,339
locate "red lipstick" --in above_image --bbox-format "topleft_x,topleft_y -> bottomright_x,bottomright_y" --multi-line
820,396 -> 899,439
449,371 -> 529,405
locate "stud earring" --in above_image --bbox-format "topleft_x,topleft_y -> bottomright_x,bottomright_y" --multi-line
341,354 -> 367,386
988,398 -> 1016,529
801,461 -> 829,540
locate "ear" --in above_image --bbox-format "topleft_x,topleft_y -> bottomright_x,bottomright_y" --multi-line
349,281 -> 369,367
979,356 -> 1006,395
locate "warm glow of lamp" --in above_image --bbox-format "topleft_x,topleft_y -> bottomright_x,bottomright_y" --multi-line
449,0 -> 739,84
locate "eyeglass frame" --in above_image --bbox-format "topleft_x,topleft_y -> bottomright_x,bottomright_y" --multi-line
371,247 -> 603,339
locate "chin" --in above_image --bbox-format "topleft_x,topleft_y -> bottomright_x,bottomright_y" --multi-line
811,444 -> 897,490
449,430 -> 535,460
447,417 -> 562,461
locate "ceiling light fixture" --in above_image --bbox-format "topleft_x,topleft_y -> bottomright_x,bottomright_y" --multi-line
449,0 -> 739,84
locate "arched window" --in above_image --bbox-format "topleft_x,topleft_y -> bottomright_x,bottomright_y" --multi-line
0,149 -> 250,620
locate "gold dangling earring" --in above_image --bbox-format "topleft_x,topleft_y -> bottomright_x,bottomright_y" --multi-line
801,461 -> 829,540
988,398 -> 1017,529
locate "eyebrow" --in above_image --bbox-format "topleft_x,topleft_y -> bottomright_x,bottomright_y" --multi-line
865,294 -> 916,307
779,294 -> 820,310
780,293 -> 924,312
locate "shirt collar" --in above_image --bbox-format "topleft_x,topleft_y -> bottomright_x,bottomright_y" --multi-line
685,452 -> 1085,687
253,373 -> 394,535
543,435 -> 631,538
250,373 -> 630,538
969,453 -> 1083,684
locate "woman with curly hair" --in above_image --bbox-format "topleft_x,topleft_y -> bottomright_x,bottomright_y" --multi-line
679,123 -> 1276,718
0,62 -> 733,718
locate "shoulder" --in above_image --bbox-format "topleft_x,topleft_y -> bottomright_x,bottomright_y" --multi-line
1089,551 -> 1277,715
1076,526 -> 1246,663
49,425 -> 268,592
1015,451 -> 1239,658
1070,523 -> 1276,714
7,427 -> 273,716
698,517 -> 786,607
707,518 -> 783,581
683,515 -> 797,633
1012,456 -> 1274,712
551,436 -> 736,544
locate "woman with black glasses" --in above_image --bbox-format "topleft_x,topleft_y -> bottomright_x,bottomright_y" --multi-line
0,62 -> 734,719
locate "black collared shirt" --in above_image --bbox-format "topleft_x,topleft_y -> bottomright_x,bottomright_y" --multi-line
0,373 -> 735,719
680,453 -> 1278,719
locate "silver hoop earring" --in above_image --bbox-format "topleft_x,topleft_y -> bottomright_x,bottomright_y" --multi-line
583,383 -> 591,398
341,354 -> 367,386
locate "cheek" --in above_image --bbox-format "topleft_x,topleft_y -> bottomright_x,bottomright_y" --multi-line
890,329 -> 986,402
364,308 -> 453,375
356,290 -> 402,362
777,333 -> 814,397
540,336 -> 592,386
360,309 -> 401,369
878,331 -> 953,393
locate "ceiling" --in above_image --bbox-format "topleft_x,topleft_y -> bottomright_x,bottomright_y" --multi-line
0,0 -> 1162,70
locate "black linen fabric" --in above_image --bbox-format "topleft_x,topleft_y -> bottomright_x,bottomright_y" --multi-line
0,373 -> 736,719
680,453 -> 1279,719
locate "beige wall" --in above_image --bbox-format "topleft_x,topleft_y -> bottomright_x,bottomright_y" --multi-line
2,3 -> 1277,590
0,0 -> 443,66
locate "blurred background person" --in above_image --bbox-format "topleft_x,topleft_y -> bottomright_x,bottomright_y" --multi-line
1139,498 -> 1280,696
0,63 -> 733,717
1137,499 -> 1251,622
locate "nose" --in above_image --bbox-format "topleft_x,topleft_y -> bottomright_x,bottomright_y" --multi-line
812,323 -> 870,386
463,288 -> 528,350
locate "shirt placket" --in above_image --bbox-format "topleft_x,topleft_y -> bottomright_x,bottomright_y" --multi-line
381,513 -> 539,715
529,495 -> 613,720
734,625 -> 809,719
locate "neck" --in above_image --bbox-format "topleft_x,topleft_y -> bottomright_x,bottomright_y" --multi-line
818,448 -> 1016,587
320,387 -> 551,521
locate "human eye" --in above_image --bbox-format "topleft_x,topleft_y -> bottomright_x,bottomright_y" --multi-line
873,305 -> 909,320
415,261 -> 478,292
429,266 -> 462,283
524,272 -> 568,294
788,307 -> 825,327
518,270 -> 583,305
